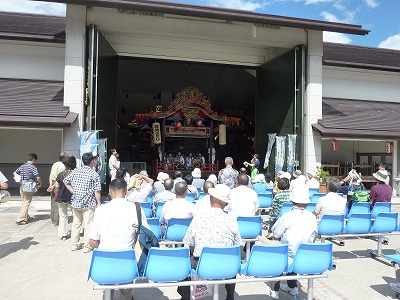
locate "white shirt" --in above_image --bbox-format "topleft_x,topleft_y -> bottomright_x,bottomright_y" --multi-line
159,197 -> 196,225
272,207 -> 317,264
314,192 -> 347,222
126,184 -> 152,202
153,190 -> 176,205
195,194 -> 211,213
226,185 -> 259,217
0,171 -> 8,184
108,155 -> 118,171
89,198 -> 149,249
307,177 -> 320,189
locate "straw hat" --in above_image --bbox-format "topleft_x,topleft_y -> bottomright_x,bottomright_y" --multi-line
254,174 -> 266,183
208,184 -> 231,203
191,168 -> 202,178
281,172 -> 292,180
289,184 -> 310,204
307,170 -> 316,177
372,170 -> 390,184
293,170 -> 302,178
206,174 -> 218,185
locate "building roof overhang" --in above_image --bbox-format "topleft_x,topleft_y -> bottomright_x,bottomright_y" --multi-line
38,0 -> 369,35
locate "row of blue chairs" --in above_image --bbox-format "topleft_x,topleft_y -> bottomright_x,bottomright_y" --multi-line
318,212 -> 399,236
88,242 -> 333,288
146,215 -> 263,242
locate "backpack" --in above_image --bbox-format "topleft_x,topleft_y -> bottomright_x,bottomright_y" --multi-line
353,190 -> 370,202
134,202 -> 159,275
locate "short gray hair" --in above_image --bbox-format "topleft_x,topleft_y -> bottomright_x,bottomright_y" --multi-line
175,181 -> 188,197
326,177 -> 340,193
225,157 -> 233,165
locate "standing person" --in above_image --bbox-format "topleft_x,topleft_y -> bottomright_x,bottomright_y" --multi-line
89,178 -> 149,300
268,185 -> 317,299
245,154 -> 260,180
108,148 -> 119,181
370,170 -> 392,209
54,156 -> 76,240
47,151 -> 69,224
0,169 -> 9,201
179,184 -> 241,300
208,146 -> 216,164
313,177 -> 346,223
226,173 -> 259,217
64,152 -> 101,252
218,157 -> 239,189
14,153 -> 43,225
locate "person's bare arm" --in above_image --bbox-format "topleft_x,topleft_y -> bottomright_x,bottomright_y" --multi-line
36,176 -> 43,188
141,175 -> 154,186
95,190 -> 101,206
0,181 -> 8,189
89,239 -> 100,249
65,184 -> 73,194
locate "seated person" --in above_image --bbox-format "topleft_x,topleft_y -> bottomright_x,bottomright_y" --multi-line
313,177 -> 346,223
370,169 -> 392,209
265,172 -> 274,189
306,171 -> 320,189
191,168 -> 205,190
267,178 -> 291,238
153,171 -> 169,195
239,167 -> 252,187
126,173 -> 154,202
346,175 -> 366,210
252,174 -> 268,194
195,181 -> 214,213
183,174 -> 199,199
159,181 -> 196,231
226,173 -> 259,217
153,178 -> 175,207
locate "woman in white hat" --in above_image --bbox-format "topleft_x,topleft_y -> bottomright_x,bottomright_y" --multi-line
191,168 -> 205,190
252,173 -> 268,194
370,170 -> 392,209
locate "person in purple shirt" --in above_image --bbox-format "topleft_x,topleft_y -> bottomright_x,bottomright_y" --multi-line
370,170 -> 392,209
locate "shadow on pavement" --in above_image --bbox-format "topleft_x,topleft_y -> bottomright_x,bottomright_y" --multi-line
0,236 -> 39,259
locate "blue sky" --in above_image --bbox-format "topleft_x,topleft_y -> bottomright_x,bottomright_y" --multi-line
0,0 -> 399,49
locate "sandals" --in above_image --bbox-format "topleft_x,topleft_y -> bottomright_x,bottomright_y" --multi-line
16,220 -> 28,225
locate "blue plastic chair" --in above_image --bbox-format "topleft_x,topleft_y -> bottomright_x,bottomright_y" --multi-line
266,188 -> 274,193
186,193 -> 196,201
371,202 -> 392,219
146,195 -> 153,206
343,213 -> 371,234
289,242 -> 333,274
147,217 -> 162,239
311,193 -> 325,203
198,192 -> 205,200
258,193 -> 273,209
88,248 -> 138,284
278,202 -> 293,218
164,218 -> 192,241
306,202 -> 317,213
143,247 -> 191,282
194,245 -> 241,280
155,201 -> 165,218
241,244 -> 288,276
317,214 -> 345,235
237,216 -> 262,239
140,201 -> 153,218
346,202 -> 370,218
309,187 -> 320,199
370,212 -> 398,233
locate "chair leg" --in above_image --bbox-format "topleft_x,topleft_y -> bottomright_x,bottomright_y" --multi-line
246,241 -> 250,262
213,284 -> 219,300
377,236 -> 382,256
103,289 -> 112,300
307,278 -> 314,300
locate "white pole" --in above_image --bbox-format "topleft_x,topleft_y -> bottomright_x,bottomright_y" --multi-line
393,140 -> 398,196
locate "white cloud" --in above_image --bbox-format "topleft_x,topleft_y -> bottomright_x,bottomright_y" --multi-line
209,0 -> 264,11
364,0 -> 379,8
320,11 -> 339,22
305,0 -> 334,5
323,31 -> 352,44
378,34 -> 400,50
0,0 -> 65,16
320,10 -> 354,23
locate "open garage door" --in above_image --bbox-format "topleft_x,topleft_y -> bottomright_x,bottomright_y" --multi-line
255,45 -> 305,171
87,24 -> 118,148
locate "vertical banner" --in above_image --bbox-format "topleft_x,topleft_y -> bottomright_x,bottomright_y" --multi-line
78,130 -> 98,165
332,139 -> 338,151
152,122 -> 162,144
287,134 -> 297,175
275,136 -> 286,173
219,124 -> 227,145
264,133 -> 277,169
98,138 -> 107,184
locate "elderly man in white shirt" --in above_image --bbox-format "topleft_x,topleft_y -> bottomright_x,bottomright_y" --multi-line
313,177 -> 346,223
195,180 -> 214,212
226,173 -> 259,217
127,173 -> 154,202
89,178 -> 149,300
153,178 -> 176,206
159,181 -> 196,228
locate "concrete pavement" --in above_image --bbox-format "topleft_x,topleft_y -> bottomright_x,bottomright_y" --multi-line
1,195 -> 400,300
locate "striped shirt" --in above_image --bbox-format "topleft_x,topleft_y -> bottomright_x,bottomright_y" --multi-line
64,166 -> 101,209
15,163 -> 39,181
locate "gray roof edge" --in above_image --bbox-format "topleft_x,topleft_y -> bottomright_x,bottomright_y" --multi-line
39,0 -> 369,35
323,60 -> 400,73
312,123 -> 400,139
0,112 -> 78,127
